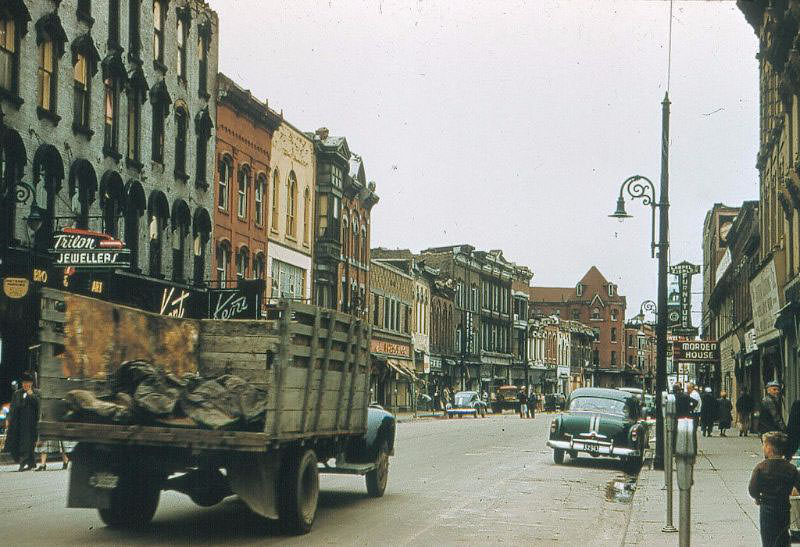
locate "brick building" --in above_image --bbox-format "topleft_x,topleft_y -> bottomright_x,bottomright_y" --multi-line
0,0 -> 219,402
529,266 -> 628,388
212,73 -> 280,292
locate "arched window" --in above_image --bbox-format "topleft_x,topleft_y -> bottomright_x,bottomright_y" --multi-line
255,174 -> 266,225
71,33 -> 99,132
100,171 -> 124,238
218,155 -> 231,211
303,187 -> 311,244
1,129 -> 26,249
149,81 -> 171,164
36,13 -> 68,117
103,53 -> 125,156
68,159 -> 97,229
592,307 -> 600,320
361,227 -> 367,263
237,165 -> 249,219
352,217 -> 359,261
171,199 -> 190,282
175,8 -> 190,80
152,0 -> 165,64
286,171 -> 297,237
174,102 -> 188,177
124,181 -> 146,270
253,252 -> 265,281
147,191 -> 169,277
195,107 -> 213,188
192,208 -> 211,285
271,169 -> 280,231
216,240 -> 231,288
236,246 -> 249,280
0,14 -> 20,94
32,144 -> 65,250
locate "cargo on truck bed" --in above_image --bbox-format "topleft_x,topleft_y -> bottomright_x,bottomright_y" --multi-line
37,288 -> 396,535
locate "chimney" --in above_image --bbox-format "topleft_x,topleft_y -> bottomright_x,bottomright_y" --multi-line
315,127 -> 329,140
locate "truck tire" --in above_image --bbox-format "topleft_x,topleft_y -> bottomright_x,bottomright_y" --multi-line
98,474 -> 160,528
366,440 -> 389,497
278,448 -> 319,535
553,448 -> 565,465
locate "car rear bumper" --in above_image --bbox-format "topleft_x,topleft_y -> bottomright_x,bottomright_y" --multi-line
546,439 -> 639,457
447,408 -> 478,415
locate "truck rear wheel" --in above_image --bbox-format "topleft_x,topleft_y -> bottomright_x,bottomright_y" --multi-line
278,448 -> 319,535
366,440 -> 389,497
98,473 -> 160,528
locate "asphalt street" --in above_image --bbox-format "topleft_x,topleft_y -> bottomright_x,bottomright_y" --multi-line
0,413 -> 638,546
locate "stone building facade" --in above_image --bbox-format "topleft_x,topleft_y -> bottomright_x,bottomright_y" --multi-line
529,266 -> 628,388
0,0 -> 218,402
212,73 -> 280,291
369,258 -> 415,412
268,120 -> 315,302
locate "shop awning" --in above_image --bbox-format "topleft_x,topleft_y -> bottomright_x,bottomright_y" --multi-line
386,358 -> 418,381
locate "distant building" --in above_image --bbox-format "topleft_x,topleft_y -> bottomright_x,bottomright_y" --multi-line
529,266 -> 628,388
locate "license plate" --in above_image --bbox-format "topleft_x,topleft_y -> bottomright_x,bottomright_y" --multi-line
88,472 -> 119,490
585,444 -> 599,454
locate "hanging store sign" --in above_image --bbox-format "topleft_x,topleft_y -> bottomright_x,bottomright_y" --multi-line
3,277 -> 29,299
50,229 -> 130,270
672,340 -> 719,363
669,261 -> 700,337
750,258 -> 781,345
371,339 -> 412,358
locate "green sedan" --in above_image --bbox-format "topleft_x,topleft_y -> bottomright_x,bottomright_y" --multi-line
546,387 -> 648,473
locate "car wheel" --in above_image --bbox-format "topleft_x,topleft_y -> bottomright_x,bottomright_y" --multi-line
447,413 -> 452,419
568,450 -> 578,460
366,441 -> 389,497
553,448 -> 565,465
277,448 -> 319,535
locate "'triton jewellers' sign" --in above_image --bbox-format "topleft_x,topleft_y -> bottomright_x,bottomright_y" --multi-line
50,228 -> 131,269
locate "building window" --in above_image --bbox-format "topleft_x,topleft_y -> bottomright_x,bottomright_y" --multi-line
174,104 -> 188,177
176,16 -> 187,81
331,165 -> 342,188
611,327 -> 617,342
197,22 -> 210,97
608,284 -> 615,297
361,228 -> 367,263
195,107 -> 212,189
148,195 -> 168,277
272,259 -> 305,299
611,351 -> 617,366
576,283 -> 583,296
153,0 -> 165,64
236,247 -> 248,280
303,188 -> 311,244
77,1 -> 91,20
271,169 -> 280,231
108,0 -> 120,47
352,218 -> 359,260
126,90 -> 142,164
129,0 -> 140,58
253,253 -> 265,280
73,53 -> 90,128
38,38 -> 56,113
218,156 -> 231,211
286,171 -> 297,237
172,208 -> 190,282
0,16 -> 18,94
217,241 -> 230,288
610,309 -> 618,321
238,166 -> 249,219
317,193 -> 328,237
254,174 -> 265,225
104,77 -> 119,153
592,307 -> 600,320
151,99 -> 167,163
192,210 -> 210,285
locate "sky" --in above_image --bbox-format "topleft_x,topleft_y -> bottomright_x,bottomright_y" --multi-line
209,0 -> 760,323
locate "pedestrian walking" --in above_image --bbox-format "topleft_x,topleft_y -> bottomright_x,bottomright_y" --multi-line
517,387 -> 528,419
737,388 -> 755,437
2,373 -> 40,472
441,386 -> 450,413
717,391 -> 733,437
527,387 -> 536,419
687,382 -> 702,428
700,387 -> 717,437
759,381 -> 787,436
749,431 -> 800,547
673,382 -> 694,418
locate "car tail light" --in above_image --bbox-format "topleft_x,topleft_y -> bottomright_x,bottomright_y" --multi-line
631,428 -> 639,442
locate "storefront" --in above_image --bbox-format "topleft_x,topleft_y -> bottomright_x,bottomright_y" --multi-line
370,337 -> 415,413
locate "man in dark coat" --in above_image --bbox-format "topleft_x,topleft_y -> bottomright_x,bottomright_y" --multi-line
673,382 -> 694,418
758,381 -> 786,436
716,391 -> 733,437
3,373 -> 40,471
700,387 -> 717,437
736,388 -> 754,437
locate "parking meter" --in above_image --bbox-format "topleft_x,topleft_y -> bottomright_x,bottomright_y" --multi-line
661,392 -> 678,533
675,417 -> 697,547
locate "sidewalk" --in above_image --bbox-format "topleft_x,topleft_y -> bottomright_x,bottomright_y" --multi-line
624,432 -> 762,546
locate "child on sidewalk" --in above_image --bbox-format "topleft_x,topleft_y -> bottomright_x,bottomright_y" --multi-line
749,431 -> 800,547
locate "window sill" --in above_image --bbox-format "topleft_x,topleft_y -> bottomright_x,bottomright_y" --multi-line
153,59 -> 168,75
174,170 -> 189,183
218,206 -> 229,215
103,146 -> 122,162
72,122 -> 94,139
0,87 -> 23,108
237,215 -> 247,222
36,107 -> 61,125
126,157 -> 144,172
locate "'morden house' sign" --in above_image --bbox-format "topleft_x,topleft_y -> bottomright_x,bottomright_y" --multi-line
50,228 -> 131,269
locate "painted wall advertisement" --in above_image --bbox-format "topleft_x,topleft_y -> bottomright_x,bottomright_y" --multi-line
749,259 -> 781,345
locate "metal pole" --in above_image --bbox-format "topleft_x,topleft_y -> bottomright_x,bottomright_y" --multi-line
663,392 -> 677,533
654,92 -> 671,470
679,489 -> 691,546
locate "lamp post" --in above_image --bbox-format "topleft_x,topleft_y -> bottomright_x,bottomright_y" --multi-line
609,93 -> 670,470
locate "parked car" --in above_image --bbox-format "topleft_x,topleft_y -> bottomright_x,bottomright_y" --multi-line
491,385 -> 521,414
447,391 -> 488,418
546,387 -> 648,473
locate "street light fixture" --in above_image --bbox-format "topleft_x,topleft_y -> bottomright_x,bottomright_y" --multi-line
608,93 -> 671,471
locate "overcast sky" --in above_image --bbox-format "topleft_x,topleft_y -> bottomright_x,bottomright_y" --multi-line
209,0 -> 759,323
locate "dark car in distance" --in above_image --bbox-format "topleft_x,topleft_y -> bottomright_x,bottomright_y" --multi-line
546,387 -> 648,473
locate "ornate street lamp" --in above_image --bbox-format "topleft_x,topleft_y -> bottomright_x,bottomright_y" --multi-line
609,93 -> 671,471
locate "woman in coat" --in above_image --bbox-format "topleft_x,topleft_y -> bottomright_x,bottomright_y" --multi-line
716,391 -> 733,437
700,387 -> 717,437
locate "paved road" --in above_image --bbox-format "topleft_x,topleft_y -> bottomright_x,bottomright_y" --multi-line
0,413 -> 637,546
